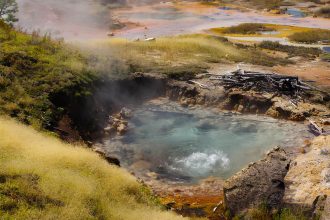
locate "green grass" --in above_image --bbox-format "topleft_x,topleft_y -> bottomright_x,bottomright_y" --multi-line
241,204 -> 308,220
259,41 -> 323,58
288,29 -> 330,44
0,21 -> 96,130
321,53 -> 330,62
245,0 -> 284,9
84,34 -> 291,79
221,23 -> 275,35
0,116 -> 190,220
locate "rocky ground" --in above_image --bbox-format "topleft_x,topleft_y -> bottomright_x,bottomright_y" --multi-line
166,72 -> 330,124
284,135 -> 330,217
91,71 -> 330,219
223,147 -> 290,215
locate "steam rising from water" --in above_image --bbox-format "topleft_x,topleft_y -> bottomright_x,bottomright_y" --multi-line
171,151 -> 230,177
16,0 -> 166,40
16,0 -> 114,40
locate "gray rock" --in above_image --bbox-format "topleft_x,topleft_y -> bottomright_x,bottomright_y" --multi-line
324,169 -> 330,183
313,195 -> 330,220
120,107 -> 133,119
117,123 -> 128,135
93,147 -> 120,167
223,147 -> 290,215
320,148 -> 329,155
320,196 -> 330,220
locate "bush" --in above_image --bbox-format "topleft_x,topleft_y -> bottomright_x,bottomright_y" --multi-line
259,41 -> 322,58
316,6 -> 330,18
288,30 -> 330,44
243,205 -> 308,220
321,53 -> 330,62
222,23 -> 275,35
248,0 -> 284,9
0,24 -> 96,130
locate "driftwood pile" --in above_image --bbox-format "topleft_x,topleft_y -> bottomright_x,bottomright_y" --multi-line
208,69 -> 313,97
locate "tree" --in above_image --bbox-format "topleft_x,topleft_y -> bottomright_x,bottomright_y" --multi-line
0,0 -> 18,25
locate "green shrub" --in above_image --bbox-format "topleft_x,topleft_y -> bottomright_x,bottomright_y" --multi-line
222,23 -> 275,35
273,208 -> 307,220
316,6 -> 330,18
288,30 -> 330,44
321,53 -> 330,62
243,205 -> 309,220
248,0 -> 284,9
259,41 -> 322,58
0,23 -> 96,129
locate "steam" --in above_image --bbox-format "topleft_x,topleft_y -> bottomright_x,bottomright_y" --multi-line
16,0 -> 117,40
15,0 -> 166,41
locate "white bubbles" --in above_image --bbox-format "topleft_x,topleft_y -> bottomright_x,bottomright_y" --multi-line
171,151 -> 230,177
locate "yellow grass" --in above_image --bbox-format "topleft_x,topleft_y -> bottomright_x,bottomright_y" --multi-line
210,24 -> 316,38
0,117 -> 190,220
82,34 -> 288,77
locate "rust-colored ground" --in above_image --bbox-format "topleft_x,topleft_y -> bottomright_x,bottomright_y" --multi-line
273,60 -> 330,88
147,177 -> 225,219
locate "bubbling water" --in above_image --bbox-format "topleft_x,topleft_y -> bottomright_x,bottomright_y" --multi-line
102,100 -> 312,183
170,151 -> 230,177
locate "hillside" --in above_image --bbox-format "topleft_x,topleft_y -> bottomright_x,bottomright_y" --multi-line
0,21 -> 95,130
0,116 -> 190,220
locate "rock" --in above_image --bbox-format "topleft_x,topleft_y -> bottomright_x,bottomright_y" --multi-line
313,195 -> 330,220
223,147 -> 290,215
117,123 -> 128,135
130,160 -> 151,171
321,119 -> 330,125
237,104 -> 244,112
93,147 -> 120,166
104,155 -> 120,166
320,196 -> 330,220
320,148 -> 329,155
180,99 -> 189,107
146,172 -> 158,179
145,37 -> 156,42
107,32 -> 115,37
120,107 -> 133,119
323,169 -> 330,184
283,136 -> 330,213
226,91 -> 273,114
104,126 -> 115,134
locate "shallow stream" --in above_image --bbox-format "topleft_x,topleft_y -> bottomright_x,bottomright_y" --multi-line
102,99 -> 312,183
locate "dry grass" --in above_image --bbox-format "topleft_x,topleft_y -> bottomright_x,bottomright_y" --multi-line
0,117 -> 190,220
83,34 -> 290,78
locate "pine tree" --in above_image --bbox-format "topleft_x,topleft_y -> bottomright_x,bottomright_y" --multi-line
0,0 -> 18,26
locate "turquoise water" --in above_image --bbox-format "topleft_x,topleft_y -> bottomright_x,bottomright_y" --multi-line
323,47 -> 330,53
103,101 -> 311,183
286,8 -> 306,18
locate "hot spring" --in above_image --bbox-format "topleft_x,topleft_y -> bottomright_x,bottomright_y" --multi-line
102,99 -> 311,183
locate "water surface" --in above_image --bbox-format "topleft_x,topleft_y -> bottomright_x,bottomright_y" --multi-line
102,100 -> 311,183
